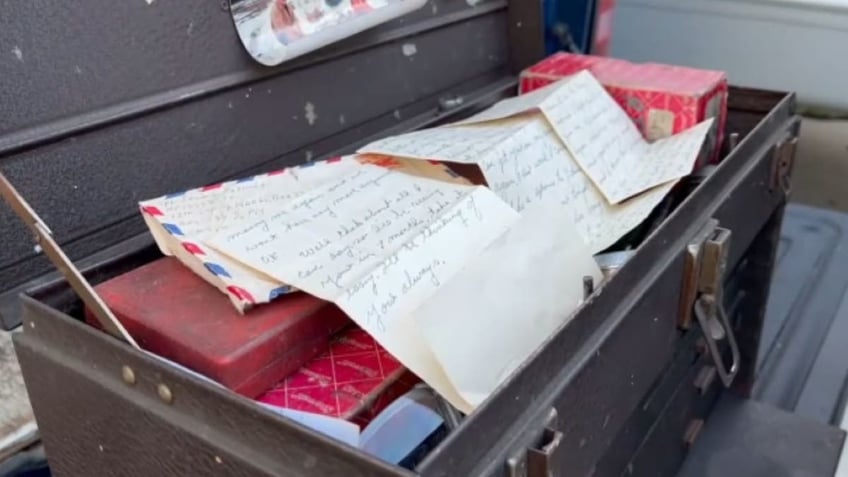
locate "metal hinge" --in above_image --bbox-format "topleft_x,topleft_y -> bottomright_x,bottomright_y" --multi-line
506,408 -> 563,477
770,133 -> 798,195
678,219 -> 740,387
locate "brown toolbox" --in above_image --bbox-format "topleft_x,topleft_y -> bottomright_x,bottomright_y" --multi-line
0,1 -> 801,476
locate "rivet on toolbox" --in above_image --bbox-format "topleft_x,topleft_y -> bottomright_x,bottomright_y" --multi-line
121,366 -> 136,385
157,384 -> 174,404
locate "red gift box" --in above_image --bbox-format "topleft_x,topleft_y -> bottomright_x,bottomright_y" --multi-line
520,53 -> 728,166
257,327 -> 418,427
87,257 -> 350,398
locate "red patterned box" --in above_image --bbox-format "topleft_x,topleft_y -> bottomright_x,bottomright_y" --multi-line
520,53 -> 728,166
257,327 -> 418,427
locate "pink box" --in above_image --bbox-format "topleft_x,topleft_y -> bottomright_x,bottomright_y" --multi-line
520,53 -> 728,166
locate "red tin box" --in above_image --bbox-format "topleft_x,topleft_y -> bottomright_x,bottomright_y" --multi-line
86,257 -> 350,398
257,327 -> 418,427
520,53 -> 728,166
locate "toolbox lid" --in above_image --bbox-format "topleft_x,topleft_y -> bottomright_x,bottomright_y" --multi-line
0,0 -> 545,328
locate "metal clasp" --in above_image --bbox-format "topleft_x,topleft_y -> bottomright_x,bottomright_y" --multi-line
527,427 -> 563,477
507,408 -> 562,477
679,221 -> 740,388
770,133 -> 798,195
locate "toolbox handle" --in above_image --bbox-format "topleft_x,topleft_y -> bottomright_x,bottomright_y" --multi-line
680,222 -> 740,388
0,172 -> 139,348
694,293 -> 740,387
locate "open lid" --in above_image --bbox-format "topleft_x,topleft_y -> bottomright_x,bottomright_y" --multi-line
0,0 -> 544,329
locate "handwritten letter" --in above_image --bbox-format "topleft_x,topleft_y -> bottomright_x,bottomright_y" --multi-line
413,203 -> 602,408
483,117 -> 677,252
143,158 -> 363,241
533,72 -> 712,203
209,165 -> 520,411
140,157 -> 365,311
140,157 -> 469,311
443,71 -> 712,204
359,116 -> 677,253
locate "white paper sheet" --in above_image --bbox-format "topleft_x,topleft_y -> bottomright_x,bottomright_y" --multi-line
452,70 -> 712,204
412,204 -> 602,407
358,116 -> 675,253
208,165 -> 520,412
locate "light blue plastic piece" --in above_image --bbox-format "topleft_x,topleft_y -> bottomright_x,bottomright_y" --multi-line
359,387 -> 445,465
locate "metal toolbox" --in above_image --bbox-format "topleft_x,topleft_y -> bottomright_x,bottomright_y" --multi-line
0,0 -> 799,475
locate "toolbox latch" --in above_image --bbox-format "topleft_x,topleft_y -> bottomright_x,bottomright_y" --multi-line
527,427 -> 563,477
770,133 -> 798,195
506,408 -> 562,477
679,220 -> 740,388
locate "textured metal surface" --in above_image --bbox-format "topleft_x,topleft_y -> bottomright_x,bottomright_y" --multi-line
618,352 -> 722,477
0,0 -> 501,146
0,0 -> 512,313
754,203 -> 848,424
591,330 -> 707,477
676,394 -> 845,477
506,0 -> 545,72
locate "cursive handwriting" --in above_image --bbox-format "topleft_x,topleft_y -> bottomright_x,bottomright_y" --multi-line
298,263 -> 323,279
333,187 -> 517,341
401,260 -> 444,294
212,165 -> 481,303
299,237 -> 331,258
535,71 -> 709,204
